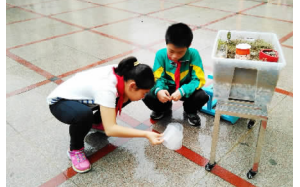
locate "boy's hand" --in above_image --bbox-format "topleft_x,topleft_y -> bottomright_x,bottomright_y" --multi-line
171,90 -> 182,101
157,90 -> 172,103
146,132 -> 164,145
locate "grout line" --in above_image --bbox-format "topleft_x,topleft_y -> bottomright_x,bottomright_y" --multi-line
145,4 -> 183,15
39,143 -> 118,187
74,0 -> 104,6
7,3 -> 46,17
91,15 -> 141,29
162,0 -> 203,6
279,31 -> 293,43
103,4 -> 144,15
238,2 -> 266,13
6,49 -> 138,98
200,13 -> 237,27
6,16 -> 45,25
89,30 -> 142,47
105,0 -> 132,6
239,13 -> 293,23
281,44 -> 293,49
275,88 -> 293,97
7,30 -> 84,50
6,80 -> 51,98
187,4 -> 235,13
151,129 -> 257,187
6,50 -> 54,79
49,16 -> 86,29
271,2 -> 293,7
57,48 -> 139,79
48,4 -> 101,17
117,113 -> 141,127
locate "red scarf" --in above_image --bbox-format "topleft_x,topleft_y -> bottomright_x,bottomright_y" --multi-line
168,55 -> 181,89
113,68 -> 124,115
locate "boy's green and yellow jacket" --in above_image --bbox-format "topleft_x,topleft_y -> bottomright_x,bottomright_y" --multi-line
151,48 -> 206,98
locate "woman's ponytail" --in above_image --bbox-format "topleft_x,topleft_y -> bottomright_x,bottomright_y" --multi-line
115,56 -> 136,76
115,56 -> 154,89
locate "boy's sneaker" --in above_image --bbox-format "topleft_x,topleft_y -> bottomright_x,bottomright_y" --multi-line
185,112 -> 201,126
91,123 -> 105,133
150,111 -> 165,120
67,148 -> 91,173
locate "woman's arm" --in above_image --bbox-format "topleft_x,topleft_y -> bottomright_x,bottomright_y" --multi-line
100,105 -> 164,145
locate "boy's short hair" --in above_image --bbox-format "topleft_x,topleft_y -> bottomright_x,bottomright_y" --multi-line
165,23 -> 193,48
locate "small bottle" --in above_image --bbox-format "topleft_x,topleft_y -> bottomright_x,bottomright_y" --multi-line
235,43 -> 251,60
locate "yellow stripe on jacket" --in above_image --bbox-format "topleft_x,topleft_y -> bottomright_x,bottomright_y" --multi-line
153,67 -> 164,81
193,65 -> 206,89
166,69 -> 189,82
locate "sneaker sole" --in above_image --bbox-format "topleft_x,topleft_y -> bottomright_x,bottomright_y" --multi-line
72,165 -> 91,173
150,114 -> 164,120
187,118 -> 200,126
91,128 -> 106,134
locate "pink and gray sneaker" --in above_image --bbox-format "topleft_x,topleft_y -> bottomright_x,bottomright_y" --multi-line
67,148 -> 91,173
91,123 -> 105,133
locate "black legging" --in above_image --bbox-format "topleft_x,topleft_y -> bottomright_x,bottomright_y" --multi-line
49,99 -> 130,150
143,87 -> 209,114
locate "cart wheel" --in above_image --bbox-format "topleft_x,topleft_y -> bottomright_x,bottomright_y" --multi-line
247,120 -> 255,129
247,169 -> 257,179
205,162 -> 216,171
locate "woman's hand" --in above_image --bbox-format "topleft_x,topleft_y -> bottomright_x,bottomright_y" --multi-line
146,132 -> 164,145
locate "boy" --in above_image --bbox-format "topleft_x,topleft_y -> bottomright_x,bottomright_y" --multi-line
143,23 -> 209,126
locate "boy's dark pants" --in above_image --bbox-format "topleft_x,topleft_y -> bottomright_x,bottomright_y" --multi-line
143,87 -> 209,114
49,99 -> 130,151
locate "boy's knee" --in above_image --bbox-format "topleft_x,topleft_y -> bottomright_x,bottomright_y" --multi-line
193,89 -> 209,105
203,93 -> 209,103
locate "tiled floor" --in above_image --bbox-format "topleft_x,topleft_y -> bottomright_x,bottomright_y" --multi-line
6,0 -> 293,186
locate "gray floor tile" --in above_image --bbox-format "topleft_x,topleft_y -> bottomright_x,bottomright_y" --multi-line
25,0 -> 96,16
52,6 -> 139,28
6,7 -> 41,24
70,138 -> 207,187
6,134 -> 62,187
190,0 -> 262,13
94,16 -> 169,46
205,14 -> 293,39
276,47 -> 293,92
6,82 -> 57,132
107,0 -> 178,14
6,0 -> 50,6
52,31 -> 136,60
6,62 -> 47,93
282,36 -> 293,46
243,3 -> 293,21
6,17 -> 81,48
151,5 -> 232,27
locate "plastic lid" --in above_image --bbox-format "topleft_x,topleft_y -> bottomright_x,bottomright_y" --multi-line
236,43 -> 251,49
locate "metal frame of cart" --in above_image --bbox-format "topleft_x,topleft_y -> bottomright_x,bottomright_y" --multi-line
205,100 -> 268,179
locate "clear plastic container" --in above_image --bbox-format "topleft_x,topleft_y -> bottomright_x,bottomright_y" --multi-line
211,30 -> 286,106
162,123 -> 183,150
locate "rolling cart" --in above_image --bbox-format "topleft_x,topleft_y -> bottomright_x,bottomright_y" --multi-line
204,30 -> 286,179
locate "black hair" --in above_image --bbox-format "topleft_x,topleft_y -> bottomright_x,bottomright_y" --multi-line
165,23 -> 193,48
115,56 -> 154,89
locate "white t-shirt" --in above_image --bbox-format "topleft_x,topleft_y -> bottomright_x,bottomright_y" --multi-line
47,64 -> 118,108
